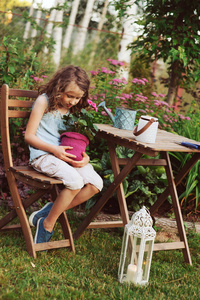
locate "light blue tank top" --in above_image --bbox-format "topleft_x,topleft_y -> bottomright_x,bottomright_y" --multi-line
29,94 -> 69,162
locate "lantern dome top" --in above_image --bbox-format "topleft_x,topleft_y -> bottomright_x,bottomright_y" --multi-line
126,206 -> 156,238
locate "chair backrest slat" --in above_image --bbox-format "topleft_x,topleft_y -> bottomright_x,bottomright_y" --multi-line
9,89 -> 38,98
8,111 -> 31,118
8,99 -> 34,108
1,84 -> 38,170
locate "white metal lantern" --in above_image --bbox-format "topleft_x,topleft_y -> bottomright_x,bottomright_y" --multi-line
118,206 -> 156,285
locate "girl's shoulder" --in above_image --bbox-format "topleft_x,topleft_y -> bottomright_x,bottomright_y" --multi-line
36,93 -> 49,105
33,93 -> 49,110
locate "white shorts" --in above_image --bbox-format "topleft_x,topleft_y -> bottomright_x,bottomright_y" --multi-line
31,154 -> 103,191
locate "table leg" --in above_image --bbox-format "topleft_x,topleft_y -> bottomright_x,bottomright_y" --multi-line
73,151 -> 143,240
108,142 -> 129,225
161,152 -> 192,264
150,152 -> 200,215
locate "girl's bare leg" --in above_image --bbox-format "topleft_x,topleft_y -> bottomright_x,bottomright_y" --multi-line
67,184 -> 99,210
43,188 -> 80,232
43,184 -> 99,232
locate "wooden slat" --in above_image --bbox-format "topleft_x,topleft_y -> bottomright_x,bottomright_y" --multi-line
11,166 -> 63,183
132,242 -> 185,252
0,224 -> 21,231
87,221 -> 123,228
9,88 -> 38,97
118,158 -> 167,166
8,110 -> 31,118
8,99 -> 34,108
10,166 -> 63,188
34,240 -> 71,251
153,242 -> 185,251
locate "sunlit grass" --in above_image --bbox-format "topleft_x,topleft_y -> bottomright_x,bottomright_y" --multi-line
0,210 -> 199,299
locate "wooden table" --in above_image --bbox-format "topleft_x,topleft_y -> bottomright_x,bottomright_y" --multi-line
74,124 -> 200,265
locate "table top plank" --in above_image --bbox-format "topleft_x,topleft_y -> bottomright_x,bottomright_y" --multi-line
96,124 -> 200,153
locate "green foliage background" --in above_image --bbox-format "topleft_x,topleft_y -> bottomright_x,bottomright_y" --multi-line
0,1 -> 200,216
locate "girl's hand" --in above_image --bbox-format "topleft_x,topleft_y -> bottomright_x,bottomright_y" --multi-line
52,145 -> 77,163
70,152 -> 90,168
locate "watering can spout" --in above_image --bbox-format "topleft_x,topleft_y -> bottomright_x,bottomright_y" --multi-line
98,101 -> 115,123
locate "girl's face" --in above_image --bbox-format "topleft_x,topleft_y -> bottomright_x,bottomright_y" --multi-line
60,82 -> 84,110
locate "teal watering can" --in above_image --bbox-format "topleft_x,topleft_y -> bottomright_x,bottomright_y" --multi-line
98,101 -> 140,131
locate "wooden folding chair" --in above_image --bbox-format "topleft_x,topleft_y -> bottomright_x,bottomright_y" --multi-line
0,84 -> 75,258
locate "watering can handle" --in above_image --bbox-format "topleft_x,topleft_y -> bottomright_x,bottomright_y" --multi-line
133,118 -> 155,136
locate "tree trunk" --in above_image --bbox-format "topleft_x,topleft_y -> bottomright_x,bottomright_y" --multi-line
31,1 -> 43,38
23,2 -> 34,39
52,0 -> 65,67
44,0 -> 58,54
166,60 -> 179,106
62,0 -> 81,50
89,0 -> 109,65
117,1 -> 138,81
73,0 -> 96,55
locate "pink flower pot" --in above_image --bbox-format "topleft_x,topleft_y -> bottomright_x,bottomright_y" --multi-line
60,132 -> 89,161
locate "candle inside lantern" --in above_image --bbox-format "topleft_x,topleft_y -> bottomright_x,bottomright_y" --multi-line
126,264 -> 137,282
126,264 -> 143,283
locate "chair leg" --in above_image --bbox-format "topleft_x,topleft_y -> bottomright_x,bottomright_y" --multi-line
6,172 -> 36,258
59,212 -> 75,252
51,185 -> 75,252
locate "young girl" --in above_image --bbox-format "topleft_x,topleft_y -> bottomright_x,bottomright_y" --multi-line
25,65 -> 103,244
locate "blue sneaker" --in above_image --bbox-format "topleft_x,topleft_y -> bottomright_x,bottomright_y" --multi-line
29,202 -> 53,227
34,217 -> 53,244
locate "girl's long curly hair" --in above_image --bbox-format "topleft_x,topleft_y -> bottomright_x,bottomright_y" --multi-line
38,65 -> 90,113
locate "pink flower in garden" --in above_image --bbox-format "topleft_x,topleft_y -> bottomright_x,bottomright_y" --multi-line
138,79 -> 146,85
154,100 -> 170,107
41,75 -> 48,78
88,100 -> 93,105
142,78 -> 149,83
101,108 -> 111,116
90,70 -> 98,76
107,58 -> 124,66
88,99 -> 98,112
159,93 -> 166,98
152,92 -> 158,97
112,78 -> 127,85
132,78 -> 147,85
121,93 -> 132,99
101,67 -> 115,74
185,116 -> 191,120
178,114 -> 185,120
33,77 -> 43,82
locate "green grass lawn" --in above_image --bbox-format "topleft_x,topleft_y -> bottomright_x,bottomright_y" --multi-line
0,211 -> 199,300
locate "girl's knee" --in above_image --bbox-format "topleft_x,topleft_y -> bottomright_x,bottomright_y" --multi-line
87,184 -> 100,195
